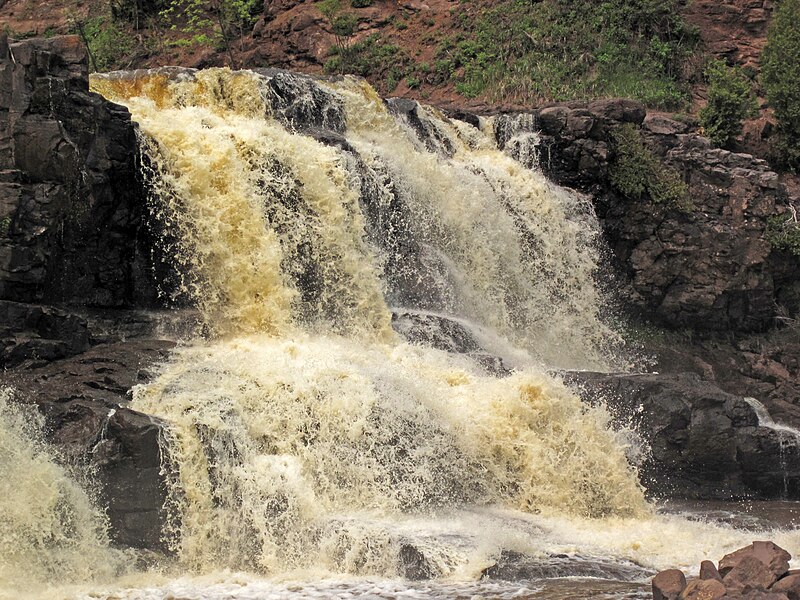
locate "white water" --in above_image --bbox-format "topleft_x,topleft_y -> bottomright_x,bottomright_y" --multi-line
3,68 -> 799,599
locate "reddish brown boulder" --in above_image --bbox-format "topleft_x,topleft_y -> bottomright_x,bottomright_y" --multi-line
700,560 -> 724,582
654,569 -> 688,600
679,578 -> 726,600
772,573 -> 800,600
720,542 -> 791,579
723,555 -> 779,592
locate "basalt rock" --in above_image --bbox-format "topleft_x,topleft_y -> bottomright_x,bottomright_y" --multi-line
5,335 -> 177,550
565,371 -> 800,499
495,101 -> 799,334
0,35 -> 157,308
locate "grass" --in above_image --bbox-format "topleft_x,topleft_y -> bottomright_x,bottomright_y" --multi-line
433,0 -> 699,108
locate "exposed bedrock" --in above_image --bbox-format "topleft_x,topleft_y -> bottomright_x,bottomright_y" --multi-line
0,34 -> 157,307
492,100 -> 800,334
565,371 -> 800,500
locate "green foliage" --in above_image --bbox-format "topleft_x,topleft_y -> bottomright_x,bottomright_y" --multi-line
324,34 -> 411,92
0,217 -> 11,237
699,59 -> 757,148
437,0 -> 698,107
766,213 -> 800,256
350,0 -> 373,7
160,0 -> 261,63
81,16 -> 134,71
331,13 -> 358,37
610,124 -> 691,210
762,0 -> 800,172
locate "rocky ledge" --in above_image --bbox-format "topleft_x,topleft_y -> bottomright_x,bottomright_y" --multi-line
652,541 -> 800,600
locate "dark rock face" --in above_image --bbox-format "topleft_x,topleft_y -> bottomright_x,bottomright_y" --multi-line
496,100 -> 799,333
0,299 -> 90,367
564,371 -> 800,500
0,36 -> 173,550
5,337 -> 176,550
0,35 -> 156,308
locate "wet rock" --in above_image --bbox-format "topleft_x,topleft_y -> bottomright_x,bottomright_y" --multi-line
0,300 -> 90,367
653,569 -> 687,600
0,36 -> 157,308
565,371 -> 800,499
771,573 -> 800,600
398,543 -> 435,580
496,101 -> 799,334
723,555 -> 779,591
720,542 -> 791,579
483,549 -> 651,582
5,335 -> 177,551
679,578 -> 726,600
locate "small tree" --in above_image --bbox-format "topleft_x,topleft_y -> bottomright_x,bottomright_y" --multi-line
699,59 -> 757,148
762,0 -> 800,172
317,0 -> 358,73
161,0 -> 261,67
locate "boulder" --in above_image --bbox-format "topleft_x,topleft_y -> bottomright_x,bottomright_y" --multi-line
701,560 -> 724,582
653,569 -> 687,600
771,573 -> 800,600
720,542 -> 791,579
723,555 -> 780,592
679,578 -> 726,600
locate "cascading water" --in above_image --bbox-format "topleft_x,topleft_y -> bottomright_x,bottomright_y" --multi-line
8,67 -> 798,598
0,388 -> 129,599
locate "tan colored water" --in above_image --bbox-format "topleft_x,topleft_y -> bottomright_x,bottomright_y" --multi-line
3,69 -> 799,599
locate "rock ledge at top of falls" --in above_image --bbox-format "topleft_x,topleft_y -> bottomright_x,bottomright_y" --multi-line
488,100 -> 800,334
0,34 -> 160,309
652,542 -> 798,600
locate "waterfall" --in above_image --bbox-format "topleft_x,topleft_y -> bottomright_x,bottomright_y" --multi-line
0,388 -> 128,597
86,67 -> 652,577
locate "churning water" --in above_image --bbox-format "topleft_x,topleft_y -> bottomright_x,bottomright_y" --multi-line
2,68 -> 799,599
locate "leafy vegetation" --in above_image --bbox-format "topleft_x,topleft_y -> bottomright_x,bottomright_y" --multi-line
433,0 -> 698,107
73,15 -> 135,72
610,123 -> 691,210
761,0 -> 800,172
350,0 -> 373,7
324,34 -> 411,92
159,0 -> 261,65
698,59 -> 757,148
766,212 -> 800,257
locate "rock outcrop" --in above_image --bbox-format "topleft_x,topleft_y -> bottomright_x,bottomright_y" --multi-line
0,34 -> 156,308
495,100 -> 799,334
1,35 -> 170,550
565,371 -> 800,500
652,542 -> 799,600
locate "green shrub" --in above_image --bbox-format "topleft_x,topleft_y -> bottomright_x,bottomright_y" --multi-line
80,16 -> 134,71
762,0 -> 800,172
610,124 -> 691,210
699,59 -> 757,148
350,0 -> 373,6
324,34 -> 411,92
766,213 -> 800,256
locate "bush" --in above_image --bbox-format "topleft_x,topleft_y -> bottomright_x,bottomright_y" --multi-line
762,0 -> 800,172
350,0 -> 373,7
610,123 -> 691,210
80,16 -> 134,71
699,59 -> 757,148
766,213 -> 800,257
